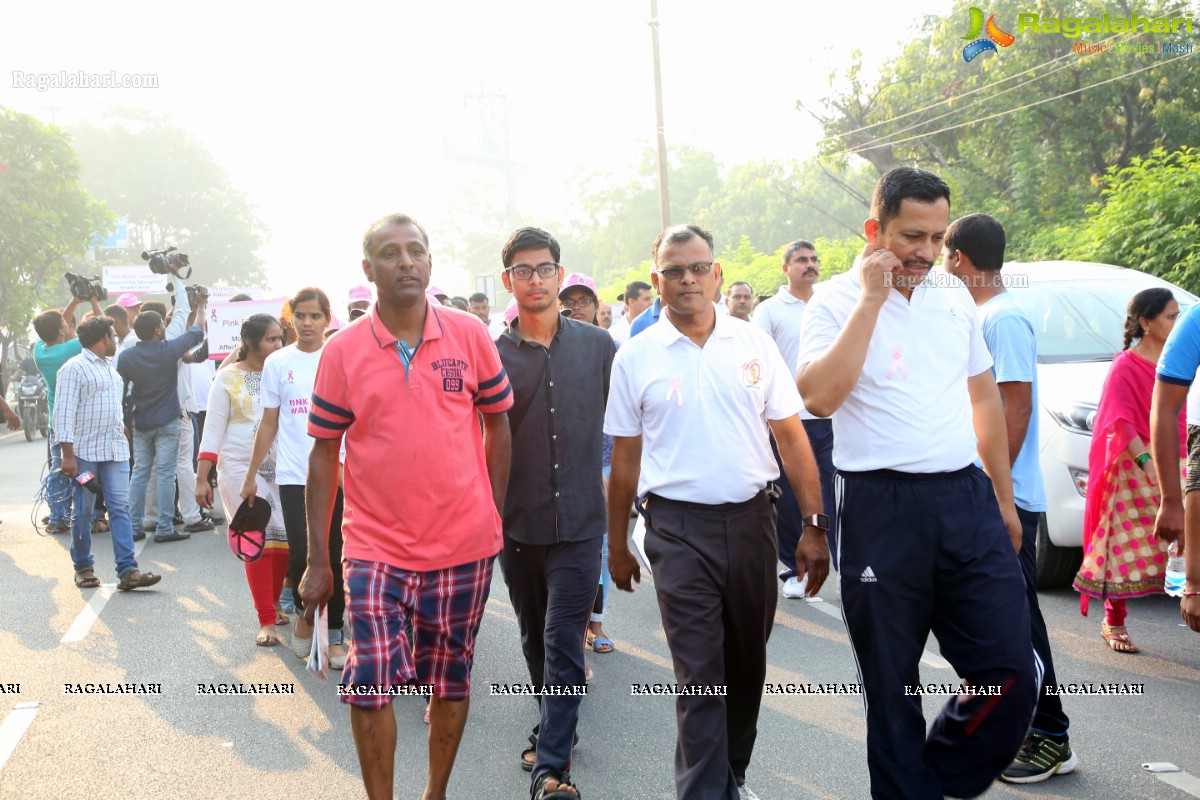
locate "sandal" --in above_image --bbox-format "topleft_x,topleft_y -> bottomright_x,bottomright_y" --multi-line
1102,622 -> 1139,653
256,628 -> 279,647
92,517 -> 110,533
521,729 -> 579,771
586,631 -> 615,654
532,772 -> 581,799
117,569 -> 162,591
74,568 -> 101,589
274,604 -> 290,626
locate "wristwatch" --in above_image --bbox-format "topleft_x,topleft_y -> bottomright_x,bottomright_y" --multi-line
803,513 -> 830,531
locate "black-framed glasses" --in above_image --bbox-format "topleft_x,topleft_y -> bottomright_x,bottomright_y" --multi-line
507,263 -> 559,281
657,261 -> 714,281
560,296 -> 595,309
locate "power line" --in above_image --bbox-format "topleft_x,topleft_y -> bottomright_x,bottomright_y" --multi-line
845,50 -> 1195,156
831,30 -> 1128,141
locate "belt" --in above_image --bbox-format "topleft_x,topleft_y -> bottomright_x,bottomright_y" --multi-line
645,484 -> 776,513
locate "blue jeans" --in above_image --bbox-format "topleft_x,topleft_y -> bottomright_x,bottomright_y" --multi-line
46,427 -> 73,525
128,419 -> 181,536
71,458 -> 137,577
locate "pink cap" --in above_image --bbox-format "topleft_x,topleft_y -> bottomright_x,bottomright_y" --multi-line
427,284 -> 448,298
559,272 -> 597,300
328,316 -> 345,331
116,293 -> 140,308
347,285 -> 373,302
504,298 -> 519,325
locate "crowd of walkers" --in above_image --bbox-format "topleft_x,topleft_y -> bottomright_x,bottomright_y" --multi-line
29,166 -> 1200,800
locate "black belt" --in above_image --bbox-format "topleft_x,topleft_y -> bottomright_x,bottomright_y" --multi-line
645,484 -> 777,513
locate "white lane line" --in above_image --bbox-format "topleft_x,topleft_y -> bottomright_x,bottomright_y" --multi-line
61,536 -> 147,643
1156,771 -> 1200,797
803,598 -> 953,670
0,702 -> 39,772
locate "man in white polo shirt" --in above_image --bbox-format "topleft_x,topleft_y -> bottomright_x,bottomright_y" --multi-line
796,168 -> 1037,800
754,239 -> 839,596
606,223 -> 829,800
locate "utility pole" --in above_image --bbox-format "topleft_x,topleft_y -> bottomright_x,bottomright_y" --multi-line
650,0 -> 670,230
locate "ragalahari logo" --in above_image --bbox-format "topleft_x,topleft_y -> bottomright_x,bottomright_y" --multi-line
962,7 -> 1016,62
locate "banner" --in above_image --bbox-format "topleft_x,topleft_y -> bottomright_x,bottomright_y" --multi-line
207,298 -> 286,360
102,265 -> 170,295
207,286 -> 263,304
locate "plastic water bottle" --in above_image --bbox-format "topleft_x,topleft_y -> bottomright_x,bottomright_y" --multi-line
1164,541 -> 1186,598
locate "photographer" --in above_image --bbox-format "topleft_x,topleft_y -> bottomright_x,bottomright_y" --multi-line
116,265 -> 206,544
33,291 -> 104,534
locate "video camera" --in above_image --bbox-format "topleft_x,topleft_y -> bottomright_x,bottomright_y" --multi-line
185,284 -> 209,306
141,246 -> 191,278
64,272 -> 108,302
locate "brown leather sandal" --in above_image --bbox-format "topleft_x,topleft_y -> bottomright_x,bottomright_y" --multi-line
1102,622 -> 1139,653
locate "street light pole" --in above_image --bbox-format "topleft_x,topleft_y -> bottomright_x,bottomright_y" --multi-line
650,0 -> 670,230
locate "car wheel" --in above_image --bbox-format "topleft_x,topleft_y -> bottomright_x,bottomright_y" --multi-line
1035,512 -> 1082,590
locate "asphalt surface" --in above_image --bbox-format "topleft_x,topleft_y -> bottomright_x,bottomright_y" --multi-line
1,428 -> 1199,799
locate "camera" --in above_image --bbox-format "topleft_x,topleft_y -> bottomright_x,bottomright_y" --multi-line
186,284 -> 209,306
141,246 -> 191,277
64,272 -> 108,302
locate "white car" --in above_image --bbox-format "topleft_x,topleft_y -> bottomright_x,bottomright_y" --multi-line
1002,261 -> 1197,588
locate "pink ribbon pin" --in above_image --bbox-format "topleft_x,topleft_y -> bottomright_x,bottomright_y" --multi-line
666,376 -> 684,407
886,345 -> 910,379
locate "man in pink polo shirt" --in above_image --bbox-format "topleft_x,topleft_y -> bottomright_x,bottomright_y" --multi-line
302,212 -> 513,800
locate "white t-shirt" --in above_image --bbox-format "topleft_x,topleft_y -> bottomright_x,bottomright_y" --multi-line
796,269 -> 992,473
609,313 -> 633,346
753,284 -> 818,421
190,359 -> 216,413
604,311 -> 802,504
261,344 -> 324,486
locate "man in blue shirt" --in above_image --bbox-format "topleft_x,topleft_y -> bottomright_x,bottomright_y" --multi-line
33,293 -> 103,534
117,279 -> 204,543
1151,303 -> 1200,633
945,213 -> 1074,784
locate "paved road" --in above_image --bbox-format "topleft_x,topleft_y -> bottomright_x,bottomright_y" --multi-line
1,429 -> 1198,799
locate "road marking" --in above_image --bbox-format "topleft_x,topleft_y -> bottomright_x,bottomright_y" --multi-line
804,598 -> 953,670
61,537 -> 147,643
1156,771 -> 1200,797
0,702 -> 39,772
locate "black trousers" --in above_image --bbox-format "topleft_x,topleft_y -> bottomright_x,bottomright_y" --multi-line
278,484 -> 345,630
838,466 -> 1038,800
643,492 -> 777,800
498,535 -> 601,783
775,418 -> 839,576
1016,506 -> 1070,736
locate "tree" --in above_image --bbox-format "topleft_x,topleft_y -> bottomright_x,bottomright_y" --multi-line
808,0 -> 1200,255
0,107 -> 111,374
1040,147 -> 1200,291
70,113 -> 268,287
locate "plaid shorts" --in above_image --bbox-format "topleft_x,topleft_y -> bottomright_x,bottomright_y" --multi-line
1186,425 -> 1200,494
340,556 -> 494,709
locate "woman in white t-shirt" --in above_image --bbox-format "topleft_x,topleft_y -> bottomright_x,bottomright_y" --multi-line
239,288 -> 348,669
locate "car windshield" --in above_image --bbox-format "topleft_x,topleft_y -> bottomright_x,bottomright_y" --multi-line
1008,280 -> 1196,364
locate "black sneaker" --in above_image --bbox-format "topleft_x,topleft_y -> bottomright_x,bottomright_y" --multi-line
1000,731 -> 1077,784
153,531 -> 191,543
133,530 -> 146,542
183,519 -> 215,532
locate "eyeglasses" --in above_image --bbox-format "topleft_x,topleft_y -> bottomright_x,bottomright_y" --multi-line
507,263 -> 559,281
657,262 -> 714,281
790,256 -> 820,265
561,296 -> 595,309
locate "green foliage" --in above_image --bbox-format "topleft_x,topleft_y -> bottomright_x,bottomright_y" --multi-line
70,114 -> 268,288
1049,147 -> 1200,291
0,107 -> 111,339
811,0 -> 1200,258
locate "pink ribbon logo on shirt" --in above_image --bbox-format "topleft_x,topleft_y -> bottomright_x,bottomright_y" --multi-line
666,376 -> 684,407
287,370 -> 294,383
886,345 -> 910,379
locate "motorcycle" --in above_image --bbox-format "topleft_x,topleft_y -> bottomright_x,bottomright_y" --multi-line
18,374 -> 49,443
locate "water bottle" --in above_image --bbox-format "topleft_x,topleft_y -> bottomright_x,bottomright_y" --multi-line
1164,541 -> 1186,598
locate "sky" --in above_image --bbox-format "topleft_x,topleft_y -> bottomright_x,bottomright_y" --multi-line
2,0 -> 951,304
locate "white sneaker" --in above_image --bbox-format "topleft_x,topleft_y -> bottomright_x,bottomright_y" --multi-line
781,575 -> 808,599
737,784 -> 761,800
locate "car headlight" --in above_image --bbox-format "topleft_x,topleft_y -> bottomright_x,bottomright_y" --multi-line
1047,401 -> 1098,434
